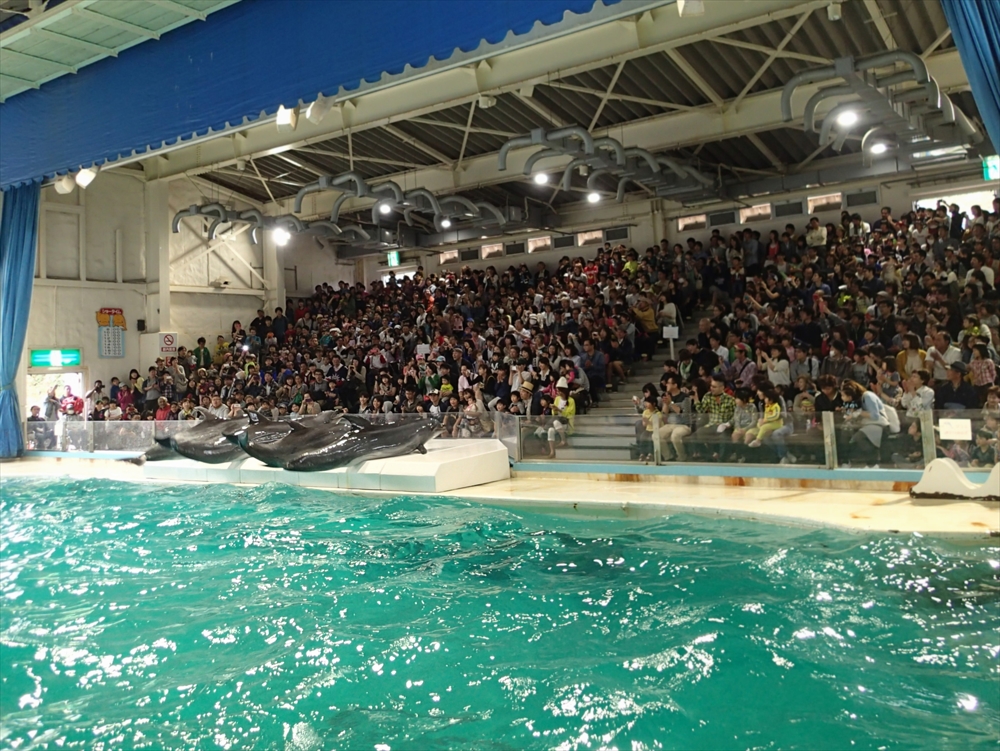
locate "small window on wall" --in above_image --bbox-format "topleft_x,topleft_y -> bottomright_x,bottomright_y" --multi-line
481,242 -> 504,259
677,214 -> 707,231
739,204 -> 772,223
808,192 -> 842,213
459,248 -> 479,262
527,236 -> 551,253
439,249 -> 458,264
576,229 -> 603,246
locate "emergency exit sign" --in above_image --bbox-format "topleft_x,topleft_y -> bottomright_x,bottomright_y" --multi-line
386,251 -> 400,267
30,348 -> 82,367
984,155 -> 1000,181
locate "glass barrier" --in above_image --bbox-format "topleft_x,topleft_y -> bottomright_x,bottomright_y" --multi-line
928,408 -> 998,471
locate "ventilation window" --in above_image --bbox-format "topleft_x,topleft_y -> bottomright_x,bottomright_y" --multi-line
576,230 -> 604,246
677,214 -> 707,231
808,192 -> 842,213
845,189 -> 878,208
739,204 -> 772,223
439,249 -> 458,264
527,236 -> 551,253
604,226 -> 629,242
708,210 -> 737,227
506,242 -> 525,256
459,248 -> 479,262
481,242 -> 504,259
773,201 -> 804,218
553,235 -> 576,249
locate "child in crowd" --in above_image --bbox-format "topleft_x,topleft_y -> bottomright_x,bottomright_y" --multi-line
746,388 -> 782,448
729,388 -> 758,444
969,429 -> 997,468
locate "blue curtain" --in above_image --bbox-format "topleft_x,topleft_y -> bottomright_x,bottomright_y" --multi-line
0,182 -> 40,458
940,0 -> 1000,152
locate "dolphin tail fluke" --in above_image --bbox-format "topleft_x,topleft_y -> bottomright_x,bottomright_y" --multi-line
122,454 -> 147,466
153,435 -> 172,448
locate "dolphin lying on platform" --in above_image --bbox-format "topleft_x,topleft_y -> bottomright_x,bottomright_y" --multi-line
122,443 -> 177,466
222,410 -> 343,450
233,413 -> 356,467
281,416 -> 443,472
154,413 -> 247,464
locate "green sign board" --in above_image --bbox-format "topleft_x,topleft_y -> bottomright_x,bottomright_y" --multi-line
985,155 -> 1000,181
386,251 -> 400,268
30,349 -> 82,368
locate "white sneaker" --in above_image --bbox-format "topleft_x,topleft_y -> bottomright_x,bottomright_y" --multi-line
786,453 -> 797,464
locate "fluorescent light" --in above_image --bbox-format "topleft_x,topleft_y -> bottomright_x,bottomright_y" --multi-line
869,142 -> 889,155
54,174 -> 76,194
305,96 -> 333,124
272,227 -> 291,246
276,105 -> 299,132
440,218 -> 452,229
379,202 -> 392,215
587,192 -> 601,204
533,173 -> 549,185
836,110 -> 858,127
75,167 -> 97,188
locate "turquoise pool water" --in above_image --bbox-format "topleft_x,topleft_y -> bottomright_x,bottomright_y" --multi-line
1,479 -> 997,751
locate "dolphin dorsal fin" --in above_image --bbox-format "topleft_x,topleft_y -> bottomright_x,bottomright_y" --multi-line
287,420 -> 310,432
342,415 -> 371,429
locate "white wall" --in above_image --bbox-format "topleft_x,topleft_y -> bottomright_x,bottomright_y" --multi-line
281,233 -> 355,296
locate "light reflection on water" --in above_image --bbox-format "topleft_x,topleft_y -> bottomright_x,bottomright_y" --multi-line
0,477 -> 997,750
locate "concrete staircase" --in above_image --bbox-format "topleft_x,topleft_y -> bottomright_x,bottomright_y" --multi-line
554,352 -> 669,462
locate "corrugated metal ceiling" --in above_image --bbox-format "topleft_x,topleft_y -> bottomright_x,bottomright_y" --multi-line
195,0 -> 970,210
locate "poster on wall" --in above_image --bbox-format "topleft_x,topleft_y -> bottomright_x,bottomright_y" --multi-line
97,307 -> 126,359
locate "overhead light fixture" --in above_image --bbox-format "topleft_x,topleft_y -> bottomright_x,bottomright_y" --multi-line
305,96 -> 333,125
276,105 -> 299,133
677,0 -> 705,16
74,167 -> 97,189
827,2 -> 842,21
836,110 -> 859,127
533,173 -> 549,185
481,235 -> 488,239
272,227 -> 291,246
587,192 -> 601,204
53,174 -> 76,194
869,142 -> 889,155
478,95 -> 497,109
379,203 -> 392,215
440,218 -> 452,229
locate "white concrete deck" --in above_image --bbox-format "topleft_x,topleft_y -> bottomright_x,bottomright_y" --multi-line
3,457 -> 997,538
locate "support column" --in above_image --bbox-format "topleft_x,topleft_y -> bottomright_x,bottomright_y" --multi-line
144,179 -> 171,332
262,231 -> 285,315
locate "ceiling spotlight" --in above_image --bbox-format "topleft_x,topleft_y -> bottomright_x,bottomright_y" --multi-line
53,174 -> 76,194
587,191 -> 601,204
379,202 -> 392,215
836,110 -> 859,127
272,227 -> 291,246
74,167 -> 97,188
440,218 -> 452,229
869,142 -> 889,155
533,173 -> 549,185
276,105 -> 299,133
481,235 -> 488,239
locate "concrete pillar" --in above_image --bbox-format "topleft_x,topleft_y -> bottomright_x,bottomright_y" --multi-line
262,231 -> 285,315
144,179 -> 171,332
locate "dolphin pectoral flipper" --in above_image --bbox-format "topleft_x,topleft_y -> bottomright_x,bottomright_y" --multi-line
416,445 -> 427,454
342,415 -> 371,429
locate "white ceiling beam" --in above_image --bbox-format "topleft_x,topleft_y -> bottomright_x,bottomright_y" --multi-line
863,0 -> 897,51
407,117 -> 517,138
709,36 -> 829,65
665,48 -> 724,108
730,9 -> 813,111
747,133 -> 784,170
0,0 -> 95,46
0,71 -> 39,88
249,158 -> 277,203
588,60 -> 626,130
0,46 -> 77,73
515,91 -> 568,127
383,124 -> 455,167
277,50 -> 968,218
25,27 -> 117,57
921,28 -> 951,59
73,7 -> 160,39
121,0 -> 828,180
274,152 -> 326,178
543,81 -> 696,111
149,0 -> 207,21
291,148 -> 429,170
456,101 -> 477,169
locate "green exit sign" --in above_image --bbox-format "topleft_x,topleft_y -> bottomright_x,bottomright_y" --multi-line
30,348 -> 82,368
985,155 -> 1000,181
386,251 -> 400,267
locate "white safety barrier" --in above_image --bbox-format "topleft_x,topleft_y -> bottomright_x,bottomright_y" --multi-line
909,458 -> 1000,501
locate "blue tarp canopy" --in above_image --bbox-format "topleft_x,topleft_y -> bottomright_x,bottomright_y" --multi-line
0,0 -> 618,190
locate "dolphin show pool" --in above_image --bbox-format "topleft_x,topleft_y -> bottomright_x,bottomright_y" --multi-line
1,477 -> 997,750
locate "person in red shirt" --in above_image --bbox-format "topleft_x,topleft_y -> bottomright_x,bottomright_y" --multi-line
59,385 -> 84,416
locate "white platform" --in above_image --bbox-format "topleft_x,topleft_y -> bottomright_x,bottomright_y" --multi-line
910,458 -> 1000,500
141,438 -> 510,493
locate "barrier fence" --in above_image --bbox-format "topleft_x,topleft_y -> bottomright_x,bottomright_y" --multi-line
21,409 -> 996,471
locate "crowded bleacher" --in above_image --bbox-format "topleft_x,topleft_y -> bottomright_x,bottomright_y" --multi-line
29,196 -> 1000,468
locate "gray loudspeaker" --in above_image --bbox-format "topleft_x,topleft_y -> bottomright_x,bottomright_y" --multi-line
137,319 -> 146,332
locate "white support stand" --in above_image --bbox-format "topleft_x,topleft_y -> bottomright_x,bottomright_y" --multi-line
143,438 -> 511,493
909,458 -> 1000,501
